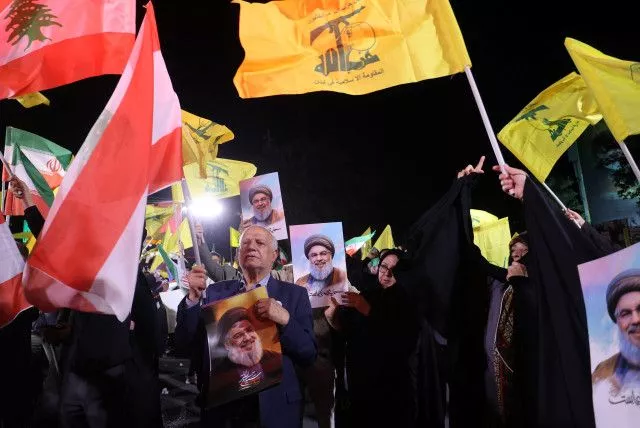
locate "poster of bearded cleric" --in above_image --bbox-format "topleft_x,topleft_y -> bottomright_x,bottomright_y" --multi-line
202,287 -> 283,408
578,242 -> 640,426
290,222 -> 348,307
240,172 -> 288,240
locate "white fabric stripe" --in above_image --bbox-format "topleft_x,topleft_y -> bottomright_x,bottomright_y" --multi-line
0,0 -> 135,66
42,15 -> 145,237
17,147 -> 67,177
152,51 -> 181,145
89,192 -> 147,321
0,222 -> 24,284
12,164 -> 39,194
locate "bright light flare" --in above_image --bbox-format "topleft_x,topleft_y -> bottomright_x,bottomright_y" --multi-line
187,197 -> 224,217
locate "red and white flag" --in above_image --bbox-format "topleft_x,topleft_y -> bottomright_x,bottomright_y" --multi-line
23,3 -> 183,321
0,0 -> 135,99
0,213 -> 31,328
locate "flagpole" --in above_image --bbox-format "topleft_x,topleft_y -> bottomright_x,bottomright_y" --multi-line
463,66 -> 506,170
180,179 -> 205,299
464,67 -> 581,227
0,151 -> 14,218
619,140 -> 640,184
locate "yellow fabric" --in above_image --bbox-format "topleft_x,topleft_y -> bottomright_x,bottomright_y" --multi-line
181,110 -> 235,178
565,38 -> 640,142
233,0 -> 471,97
359,227 -> 373,260
230,226 -> 241,248
13,92 -> 50,108
497,72 -> 602,182
470,209 -> 499,228
172,158 -> 257,201
373,224 -> 394,251
145,204 -> 175,238
473,217 -> 511,268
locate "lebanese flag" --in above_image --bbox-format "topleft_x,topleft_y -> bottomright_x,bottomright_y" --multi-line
0,213 -> 31,328
0,0 -> 135,99
23,3 -> 183,321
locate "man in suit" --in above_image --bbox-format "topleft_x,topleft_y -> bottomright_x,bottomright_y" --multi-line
176,225 -> 317,427
295,234 -> 347,297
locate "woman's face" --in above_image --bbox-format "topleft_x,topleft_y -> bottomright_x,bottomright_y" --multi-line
377,254 -> 399,288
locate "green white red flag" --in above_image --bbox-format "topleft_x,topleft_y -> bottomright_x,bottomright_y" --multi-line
2,127 -> 72,216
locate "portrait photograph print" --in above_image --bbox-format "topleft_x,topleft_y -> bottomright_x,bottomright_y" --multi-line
578,242 -> 640,426
290,222 -> 348,308
239,172 -> 288,240
202,287 -> 283,409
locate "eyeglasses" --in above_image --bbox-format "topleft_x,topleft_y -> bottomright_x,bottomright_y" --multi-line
378,264 -> 394,275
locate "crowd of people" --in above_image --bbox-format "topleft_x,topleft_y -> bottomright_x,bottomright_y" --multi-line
0,157 -> 629,428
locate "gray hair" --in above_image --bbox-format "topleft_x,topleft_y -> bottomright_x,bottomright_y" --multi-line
239,225 -> 278,250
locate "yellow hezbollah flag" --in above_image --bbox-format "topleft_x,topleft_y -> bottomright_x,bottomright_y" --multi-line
470,210 -> 511,268
230,226 -> 241,248
172,158 -> 258,201
497,72 -> 602,182
565,38 -> 640,143
373,225 -> 394,250
181,110 -> 235,178
360,227 -> 374,260
145,204 -> 176,238
233,0 -> 471,97
13,92 -> 50,108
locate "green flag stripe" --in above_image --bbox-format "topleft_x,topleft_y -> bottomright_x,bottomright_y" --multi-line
15,148 -> 55,206
6,127 -> 72,168
158,244 -> 178,281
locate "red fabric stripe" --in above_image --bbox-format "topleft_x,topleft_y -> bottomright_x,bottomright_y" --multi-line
0,273 -> 31,328
23,267 -> 96,314
27,29 -> 154,292
0,33 -> 134,99
4,192 -> 49,218
149,127 -> 183,194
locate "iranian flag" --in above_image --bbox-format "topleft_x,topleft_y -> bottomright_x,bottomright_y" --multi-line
2,127 -> 72,217
0,0 -> 135,99
0,212 -> 31,328
345,231 -> 376,257
23,3 -> 183,321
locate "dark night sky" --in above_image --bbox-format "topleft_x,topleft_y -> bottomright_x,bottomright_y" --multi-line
1,0 -> 639,257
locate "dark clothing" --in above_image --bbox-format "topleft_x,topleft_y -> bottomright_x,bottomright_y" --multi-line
175,276 -> 316,428
24,205 -> 45,237
581,221 -> 621,255
514,179 -> 609,428
343,283 -> 420,427
198,242 -> 241,282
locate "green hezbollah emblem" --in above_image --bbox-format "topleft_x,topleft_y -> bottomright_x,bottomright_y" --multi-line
516,104 -> 572,142
5,0 -> 62,49
311,6 -> 380,76
204,163 -> 230,194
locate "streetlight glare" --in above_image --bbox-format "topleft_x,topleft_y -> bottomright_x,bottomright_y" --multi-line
188,197 -> 224,217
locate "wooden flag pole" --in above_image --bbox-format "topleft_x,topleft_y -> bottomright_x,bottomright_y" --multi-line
619,140 -> 640,184
463,66 -> 581,228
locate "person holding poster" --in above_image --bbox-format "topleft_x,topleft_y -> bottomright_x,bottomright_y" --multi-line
202,289 -> 284,408
175,225 -> 316,427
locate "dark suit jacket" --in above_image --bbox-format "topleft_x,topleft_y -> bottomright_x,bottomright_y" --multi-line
175,276 -> 317,428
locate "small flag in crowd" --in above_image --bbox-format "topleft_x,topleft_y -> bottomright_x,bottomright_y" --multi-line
345,230 -> 376,256
13,92 -> 50,108
470,209 -> 511,268
182,110 -> 235,179
2,127 -> 72,217
172,157 -> 257,201
230,226 -> 241,248
373,224 -> 394,251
